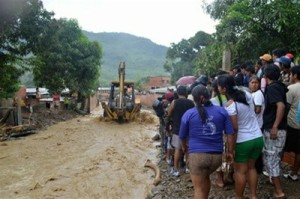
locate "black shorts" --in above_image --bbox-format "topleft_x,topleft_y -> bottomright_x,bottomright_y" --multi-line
284,125 -> 300,154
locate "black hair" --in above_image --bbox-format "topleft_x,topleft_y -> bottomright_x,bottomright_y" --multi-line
232,64 -> 241,72
217,74 -> 248,105
291,65 -> 300,80
212,78 -> 227,107
176,85 -> 187,96
234,73 -> 244,86
218,70 -> 229,76
246,65 -> 255,74
256,59 -> 263,66
241,63 -> 247,69
192,85 -> 212,124
264,64 -> 281,80
272,48 -> 286,58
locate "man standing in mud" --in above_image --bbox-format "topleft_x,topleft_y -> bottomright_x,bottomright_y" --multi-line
167,85 -> 194,177
263,64 -> 288,199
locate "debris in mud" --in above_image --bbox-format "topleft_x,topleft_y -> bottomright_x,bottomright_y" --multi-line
31,183 -> 43,190
144,159 -> 161,186
0,124 -> 37,141
0,103 -> 80,141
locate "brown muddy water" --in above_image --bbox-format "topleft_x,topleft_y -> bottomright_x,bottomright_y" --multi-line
0,109 -> 160,199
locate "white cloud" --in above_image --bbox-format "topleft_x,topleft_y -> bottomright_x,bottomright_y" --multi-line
42,0 -> 217,46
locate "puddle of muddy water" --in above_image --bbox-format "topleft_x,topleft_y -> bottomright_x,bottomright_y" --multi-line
0,110 -> 160,199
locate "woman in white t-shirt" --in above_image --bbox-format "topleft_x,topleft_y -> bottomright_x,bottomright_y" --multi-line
217,74 -> 263,199
249,76 -> 265,175
249,76 -> 265,129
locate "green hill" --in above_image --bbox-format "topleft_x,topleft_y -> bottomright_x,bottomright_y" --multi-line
83,31 -> 169,86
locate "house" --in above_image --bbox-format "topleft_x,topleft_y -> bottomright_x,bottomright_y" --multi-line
144,76 -> 171,90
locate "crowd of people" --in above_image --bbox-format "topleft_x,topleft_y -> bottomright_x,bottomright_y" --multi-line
153,48 -> 300,199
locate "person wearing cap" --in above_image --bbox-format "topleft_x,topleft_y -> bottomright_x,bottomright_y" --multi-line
179,85 -> 234,199
167,85 -> 194,177
258,53 -> 273,92
286,53 -> 295,67
278,56 -> 292,86
258,54 -> 273,78
165,91 -> 174,102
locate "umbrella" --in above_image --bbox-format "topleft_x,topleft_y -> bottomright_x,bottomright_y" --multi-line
176,76 -> 197,86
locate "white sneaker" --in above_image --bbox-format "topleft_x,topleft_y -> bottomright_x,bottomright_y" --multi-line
170,167 -> 174,174
283,172 -> 298,181
166,158 -> 171,164
171,171 -> 180,177
263,171 -> 269,177
185,168 -> 190,174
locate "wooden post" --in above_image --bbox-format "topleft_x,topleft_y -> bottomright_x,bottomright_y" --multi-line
17,96 -> 22,125
222,48 -> 231,72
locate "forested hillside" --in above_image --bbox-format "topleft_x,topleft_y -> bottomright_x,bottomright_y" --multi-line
83,31 -> 169,86
20,31 -> 169,87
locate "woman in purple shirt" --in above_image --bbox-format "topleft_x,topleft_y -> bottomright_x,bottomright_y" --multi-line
179,85 -> 234,199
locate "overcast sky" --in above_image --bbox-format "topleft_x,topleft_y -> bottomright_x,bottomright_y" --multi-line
41,0 -> 217,47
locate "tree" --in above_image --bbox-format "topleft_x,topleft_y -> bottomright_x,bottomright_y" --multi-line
164,31 -> 213,83
205,0 -> 300,63
32,18 -> 102,109
194,37 -> 224,77
0,0 -> 53,98
32,18 -> 103,93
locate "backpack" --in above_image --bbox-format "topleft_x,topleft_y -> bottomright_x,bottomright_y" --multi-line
152,99 -> 164,117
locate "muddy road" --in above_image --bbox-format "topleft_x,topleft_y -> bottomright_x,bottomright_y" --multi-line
0,109 -> 160,199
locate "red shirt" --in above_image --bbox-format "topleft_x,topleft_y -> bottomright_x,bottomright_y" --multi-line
53,94 -> 60,101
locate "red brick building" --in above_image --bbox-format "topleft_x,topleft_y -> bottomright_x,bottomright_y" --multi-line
144,76 -> 171,89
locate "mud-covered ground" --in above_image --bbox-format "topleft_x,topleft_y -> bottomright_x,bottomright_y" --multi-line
1,103 -> 300,199
150,151 -> 300,199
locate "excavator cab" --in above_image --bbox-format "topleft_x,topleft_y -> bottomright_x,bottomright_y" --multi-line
101,62 -> 141,122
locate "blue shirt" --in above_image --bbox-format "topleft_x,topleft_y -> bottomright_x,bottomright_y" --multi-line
179,105 -> 234,153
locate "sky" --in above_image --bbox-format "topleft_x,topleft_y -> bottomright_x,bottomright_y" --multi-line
41,0 -> 217,47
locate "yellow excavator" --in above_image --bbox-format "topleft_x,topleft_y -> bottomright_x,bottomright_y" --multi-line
101,62 -> 141,122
